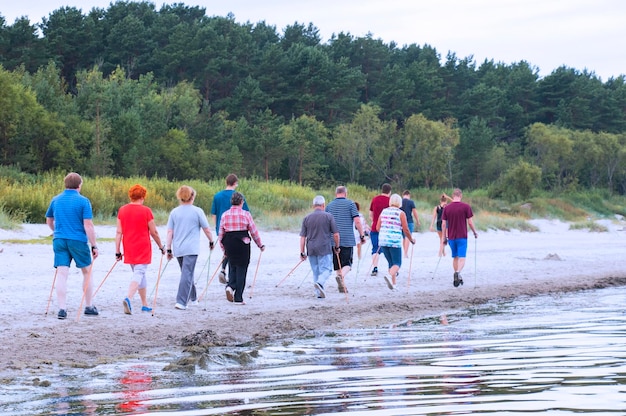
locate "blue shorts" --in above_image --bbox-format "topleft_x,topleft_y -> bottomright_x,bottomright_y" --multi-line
381,246 -> 402,269
449,238 -> 468,258
403,222 -> 414,238
370,231 -> 380,255
53,238 -> 92,269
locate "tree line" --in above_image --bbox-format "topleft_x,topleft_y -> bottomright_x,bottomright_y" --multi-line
1,1 -> 626,198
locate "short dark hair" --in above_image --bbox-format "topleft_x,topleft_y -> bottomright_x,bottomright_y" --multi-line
226,174 -> 239,186
231,191 -> 244,206
381,183 -> 392,194
64,172 -> 82,189
402,190 -> 410,196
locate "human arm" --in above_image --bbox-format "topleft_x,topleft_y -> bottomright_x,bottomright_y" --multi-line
46,217 -> 55,233
412,208 -> 420,228
166,228 -> 174,260
441,219 -> 448,244
84,219 -> 98,259
202,226 -> 216,250
148,220 -> 165,254
429,206 -> 437,231
353,216 -> 365,243
115,218 -> 123,260
468,217 -> 478,238
299,236 -> 307,259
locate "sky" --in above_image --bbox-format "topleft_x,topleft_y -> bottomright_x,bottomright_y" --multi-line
2,0 -> 625,80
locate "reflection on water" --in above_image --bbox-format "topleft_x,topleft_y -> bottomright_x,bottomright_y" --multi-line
3,286 -> 626,415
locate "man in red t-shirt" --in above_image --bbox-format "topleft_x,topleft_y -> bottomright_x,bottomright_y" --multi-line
116,185 -> 165,314
441,188 -> 478,287
368,183 -> 391,276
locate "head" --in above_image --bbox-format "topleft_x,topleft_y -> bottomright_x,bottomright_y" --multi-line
128,184 -> 147,202
225,174 -> 239,187
402,190 -> 410,199
440,194 -> 448,204
452,188 -> 463,199
381,183 -> 392,195
312,195 -> 325,208
231,191 -> 244,206
389,193 -> 402,208
335,185 -> 347,197
354,201 -> 360,211
176,185 -> 195,203
64,172 -> 82,190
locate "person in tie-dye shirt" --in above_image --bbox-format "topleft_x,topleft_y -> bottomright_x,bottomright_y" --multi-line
375,193 -> 414,290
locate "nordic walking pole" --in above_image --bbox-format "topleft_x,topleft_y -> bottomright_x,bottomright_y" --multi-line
407,241 -> 415,291
249,250 -> 263,299
199,256 -> 223,302
275,259 -> 305,288
474,236 -> 477,289
194,255 -> 211,285
432,254 -> 442,279
296,268 -> 312,289
202,249 -> 213,308
75,261 -> 95,322
45,268 -> 58,316
335,250 -> 349,303
151,254 -> 166,316
148,258 -> 170,302
93,259 -> 119,298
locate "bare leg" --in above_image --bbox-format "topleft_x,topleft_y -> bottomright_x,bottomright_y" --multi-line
437,231 -> 445,256
457,257 -> 467,274
56,266 -> 69,309
403,237 -> 409,258
80,266 -> 94,307
389,265 -> 400,284
138,287 -> 149,307
127,281 -> 139,300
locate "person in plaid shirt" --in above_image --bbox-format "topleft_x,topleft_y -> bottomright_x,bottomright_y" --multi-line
218,192 -> 265,304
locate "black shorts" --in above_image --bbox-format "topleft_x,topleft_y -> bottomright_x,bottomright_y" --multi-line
333,246 -> 353,270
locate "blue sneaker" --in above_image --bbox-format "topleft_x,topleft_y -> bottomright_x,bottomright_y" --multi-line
123,298 -> 132,315
57,309 -> 67,320
141,306 -> 152,312
84,306 -> 99,316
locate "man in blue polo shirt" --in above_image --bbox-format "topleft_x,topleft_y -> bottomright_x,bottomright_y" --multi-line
46,172 -> 99,319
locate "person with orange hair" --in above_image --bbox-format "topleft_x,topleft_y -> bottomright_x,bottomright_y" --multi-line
115,184 -> 165,314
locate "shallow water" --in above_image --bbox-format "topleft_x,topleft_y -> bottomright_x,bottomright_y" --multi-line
3,286 -> 626,415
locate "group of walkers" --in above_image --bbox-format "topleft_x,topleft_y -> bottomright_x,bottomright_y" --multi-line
299,184 -> 477,296
45,172 -> 476,319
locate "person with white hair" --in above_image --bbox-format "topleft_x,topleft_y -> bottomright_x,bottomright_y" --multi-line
375,193 -> 415,290
300,195 -> 340,298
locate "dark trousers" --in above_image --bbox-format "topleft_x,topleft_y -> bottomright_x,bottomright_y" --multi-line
222,230 -> 252,303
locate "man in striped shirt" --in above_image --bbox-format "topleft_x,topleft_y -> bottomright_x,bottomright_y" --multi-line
325,186 -> 365,293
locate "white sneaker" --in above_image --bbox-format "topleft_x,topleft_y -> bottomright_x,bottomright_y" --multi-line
174,303 -> 187,310
314,282 -> 326,298
383,275 -> 395,290
225,286 -> 234,302
189,300 -> 199,306
218,269 -> 228,284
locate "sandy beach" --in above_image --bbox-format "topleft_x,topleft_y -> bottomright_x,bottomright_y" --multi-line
1,219 -> 625,375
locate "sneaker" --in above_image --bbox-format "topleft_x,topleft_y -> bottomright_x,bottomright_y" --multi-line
57,309 -> 67,320
225,286 -> 234,302
453,272 -> 461,287
123,297 -> 132,315
141,306 -> 152,312
234,301 -> 246,305
84,306 -> 99,316
174,303 -> 187,310
383,275 -> 395,290
314,282 -> 326,299
189,300 -> 199,306
371,267 -> 378,276
218,269 -> 228,284
335,275 -> 348,293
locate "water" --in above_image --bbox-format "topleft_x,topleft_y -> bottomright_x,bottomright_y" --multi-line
3,286 -> 626,415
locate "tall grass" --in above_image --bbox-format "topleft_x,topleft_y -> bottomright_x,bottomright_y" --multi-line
1,168 -> 624,232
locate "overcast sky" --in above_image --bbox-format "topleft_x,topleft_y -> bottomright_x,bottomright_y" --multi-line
2,0 -> 625,80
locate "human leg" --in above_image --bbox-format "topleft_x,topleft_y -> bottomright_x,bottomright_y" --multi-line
55,266 -> 69,310
437,230 -> 444,256
229,262 -> 249,303
79,265 -> 95,307
175,255 -> 198,306
370,232 -> 380,274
